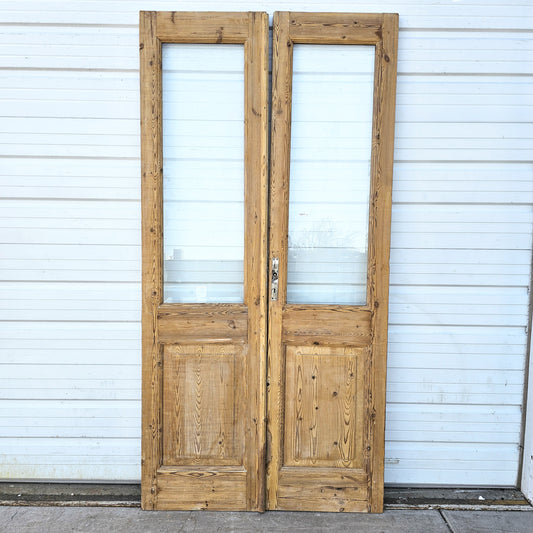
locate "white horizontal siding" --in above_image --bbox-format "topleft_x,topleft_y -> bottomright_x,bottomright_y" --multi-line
0,437 -> 140,481
522,328 -> 533,502
0,0 -> 531,485
1,0 -> 532,29
385,442 -> 521,486
386,404 -> 522,444
0,400 -> 139,433
1,24 -> 532,73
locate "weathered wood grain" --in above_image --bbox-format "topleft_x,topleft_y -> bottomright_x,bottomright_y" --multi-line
156,12 -> 250,43
276,497 -> 368,513
156,467 -> 247,511
141,11 -> 269,512
267,11 -> 398,513
283,346 -> 365,468
282,306 -> 372,346
277,467 -> 369,512
140,10 -> 163,511
289,12 -> 382,44
162,344 -> 244,466
367,13 -> 399,513
266,10 -> 293,511
157,304 -> 248,344
243,11 -> 270,512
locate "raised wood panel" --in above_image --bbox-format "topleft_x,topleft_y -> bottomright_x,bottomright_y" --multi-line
156,466 -> 247,511
162,344 -> 244,465
283,346 -> 365,468
282,306 -> 372,346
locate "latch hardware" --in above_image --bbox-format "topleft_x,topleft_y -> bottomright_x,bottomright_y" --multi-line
271,257 -> 279,301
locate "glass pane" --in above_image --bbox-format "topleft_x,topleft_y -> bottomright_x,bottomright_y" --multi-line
287,44 -> 375,305
162,44 -> 245,303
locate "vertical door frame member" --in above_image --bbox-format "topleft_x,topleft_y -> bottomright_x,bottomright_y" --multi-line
140,11 -> 269,511
267,12 -> 399,512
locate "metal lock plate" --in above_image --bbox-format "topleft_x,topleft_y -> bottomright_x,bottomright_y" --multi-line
271,257 -> 279,301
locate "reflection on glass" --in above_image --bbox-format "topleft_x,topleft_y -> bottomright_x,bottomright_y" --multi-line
162,44 -> 245,303
287,44 -> 375,305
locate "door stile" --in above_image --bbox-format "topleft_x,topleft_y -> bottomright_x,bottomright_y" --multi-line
140,11 -> 163,510
366,14 -> 399,512
243,11 -> 270,511
140,11 -> 269,511
266,10 -> 293,510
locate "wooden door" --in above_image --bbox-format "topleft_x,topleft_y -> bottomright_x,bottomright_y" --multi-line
266,12 -> 398,513
141,10 -> 397,514
140,11 -> 269,511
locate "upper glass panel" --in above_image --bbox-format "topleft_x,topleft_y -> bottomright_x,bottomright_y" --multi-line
162,44 -> 245,303
287,44 -> 375,305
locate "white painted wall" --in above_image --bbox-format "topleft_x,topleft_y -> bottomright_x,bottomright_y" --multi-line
0,0 -> 532,487
522,333 -> 533,502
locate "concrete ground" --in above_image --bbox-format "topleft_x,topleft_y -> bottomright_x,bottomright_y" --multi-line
0,485 -> 531,533
1,506 -> 533,533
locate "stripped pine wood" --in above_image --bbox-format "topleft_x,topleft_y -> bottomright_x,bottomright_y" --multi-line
282,306 -> 372,347
140,11 -> 269,511
289,12 -> 382,44
157,304 -> 248,344
267,12 -> 398,513
283,346 -> 365,469
156,467 -> 247,511
266,10 -> 293,512
243,11 -> 270,510
162,344 -> 244,466
156,12 -> 250,43
140,10 -> 162,511
367,13 -> 399,512
276,467 -> 369,512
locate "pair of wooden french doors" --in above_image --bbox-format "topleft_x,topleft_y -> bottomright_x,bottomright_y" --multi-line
140,11 -> 398,513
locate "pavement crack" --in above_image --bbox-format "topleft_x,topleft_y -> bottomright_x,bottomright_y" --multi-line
439,509 -> 456,533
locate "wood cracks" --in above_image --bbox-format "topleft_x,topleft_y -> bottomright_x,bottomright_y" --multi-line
140,11 -> 398,513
